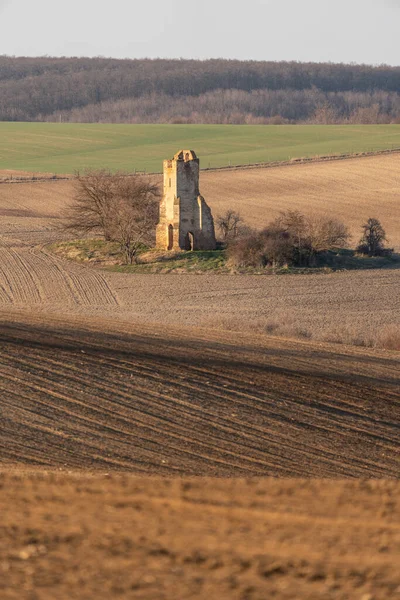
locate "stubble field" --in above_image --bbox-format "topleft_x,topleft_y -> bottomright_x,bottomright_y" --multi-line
0,152 -> 399,599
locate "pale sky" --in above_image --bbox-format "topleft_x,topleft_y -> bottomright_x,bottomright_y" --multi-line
1,0 -> 399,65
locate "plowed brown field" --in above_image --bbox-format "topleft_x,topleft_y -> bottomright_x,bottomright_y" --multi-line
1,155 -> 400,599
1,315 -> 399,598
1,314 -> 399,477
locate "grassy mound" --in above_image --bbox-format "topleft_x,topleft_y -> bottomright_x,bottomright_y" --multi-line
50,239 -> 400,275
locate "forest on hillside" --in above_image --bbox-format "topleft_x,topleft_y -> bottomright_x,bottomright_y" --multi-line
2,56 -> 400,124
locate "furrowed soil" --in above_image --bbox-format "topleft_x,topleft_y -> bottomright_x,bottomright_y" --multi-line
0,154 -> 399,599
1,314 -> 399,477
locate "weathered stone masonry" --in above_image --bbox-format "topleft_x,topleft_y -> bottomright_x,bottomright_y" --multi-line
156,150 -> 217,251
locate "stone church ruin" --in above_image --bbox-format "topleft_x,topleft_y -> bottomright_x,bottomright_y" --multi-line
156,150 -> 217,251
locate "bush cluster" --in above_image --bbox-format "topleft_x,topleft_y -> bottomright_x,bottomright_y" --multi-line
224,210 -> 352,268
356,218 -> 393,257
217,210 -> 393,269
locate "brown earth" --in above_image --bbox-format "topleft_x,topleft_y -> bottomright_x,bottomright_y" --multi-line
1,156 -> 400,599
201,153 -> 400,250
1,315 -> 399,599
0,170 -> 69,182
1,473 -> 400,600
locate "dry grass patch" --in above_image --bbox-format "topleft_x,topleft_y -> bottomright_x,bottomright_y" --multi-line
206,308 -> 400,352
375,324 -> 400,351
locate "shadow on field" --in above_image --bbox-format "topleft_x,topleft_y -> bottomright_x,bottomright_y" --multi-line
1,318 -> 399,391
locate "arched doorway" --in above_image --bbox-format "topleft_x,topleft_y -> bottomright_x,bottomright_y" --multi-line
184,232 -> 194,251
168,225 -> 174,250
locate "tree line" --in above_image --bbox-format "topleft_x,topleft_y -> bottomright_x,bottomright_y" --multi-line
2,56 -> 400,123
42,89 -> 400,125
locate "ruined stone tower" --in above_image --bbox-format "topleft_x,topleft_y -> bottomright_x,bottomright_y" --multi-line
156,150 -> 217,251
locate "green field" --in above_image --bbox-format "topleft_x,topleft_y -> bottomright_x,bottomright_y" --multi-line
1,123 -> 400,174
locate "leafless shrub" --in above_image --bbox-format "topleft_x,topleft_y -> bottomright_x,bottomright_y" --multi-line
227,232 -> 265,268
273,210 -> 351,264
227,226 -> 292,268
306,216 -> 351,253
228,210 -> 350,268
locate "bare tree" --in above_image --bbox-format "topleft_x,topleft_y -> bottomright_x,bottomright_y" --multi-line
62,170 -> 160,263
216,210 -> 243,242
63,169 -> 119,240
110,185 -> 159,264
357,218 -> 391,256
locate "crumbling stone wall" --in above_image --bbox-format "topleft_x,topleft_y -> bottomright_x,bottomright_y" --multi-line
156,150 -> 216,251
